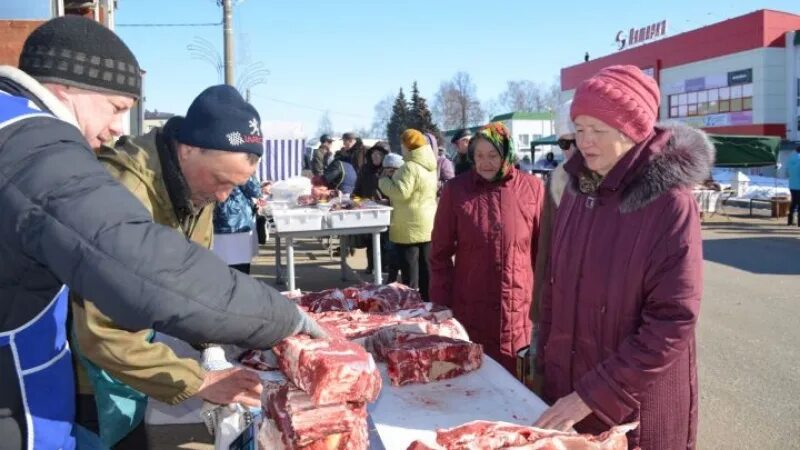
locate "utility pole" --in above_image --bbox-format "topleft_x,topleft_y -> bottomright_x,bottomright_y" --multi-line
222,0 -> 234,86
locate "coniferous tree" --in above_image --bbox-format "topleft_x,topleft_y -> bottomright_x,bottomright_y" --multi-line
409,81 -> 438,134
386,88 -> 410,153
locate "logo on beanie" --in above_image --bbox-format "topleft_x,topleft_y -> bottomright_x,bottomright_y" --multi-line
225,118 -> 263,147
226,131 -> 245,146
249,118 -> 261,136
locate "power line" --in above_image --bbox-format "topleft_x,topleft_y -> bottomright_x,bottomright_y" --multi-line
117,21 -> 222,28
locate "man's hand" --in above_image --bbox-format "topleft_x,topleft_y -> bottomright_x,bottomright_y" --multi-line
292,307 -> 329,339
533,391 -> 592,431
196,367 -> 263,408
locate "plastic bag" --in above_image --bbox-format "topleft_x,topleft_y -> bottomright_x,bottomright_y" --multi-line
271,177 -> 312,202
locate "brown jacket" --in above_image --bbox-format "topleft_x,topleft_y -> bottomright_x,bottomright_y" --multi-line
72,127 -> 213,404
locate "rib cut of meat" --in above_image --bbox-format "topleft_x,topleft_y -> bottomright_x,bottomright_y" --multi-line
265,383 -> 368,450
406,421 -> 639,450
367,330 -> 482,386
273,335 -> 381,406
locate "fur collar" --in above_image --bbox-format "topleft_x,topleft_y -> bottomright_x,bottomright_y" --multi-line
567,123 -> 715,213
0,65 -> 79,128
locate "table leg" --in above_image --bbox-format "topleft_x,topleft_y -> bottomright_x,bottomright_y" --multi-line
275,235 -> 284,285
340,235 -> 348,282
372,232 -> 382,285
286,237 -> 295,292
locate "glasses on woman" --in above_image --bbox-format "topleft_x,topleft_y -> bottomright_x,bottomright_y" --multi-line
557,138 -> 576,150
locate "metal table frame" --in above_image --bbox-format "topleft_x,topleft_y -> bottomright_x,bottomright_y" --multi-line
274,226 -> 388,291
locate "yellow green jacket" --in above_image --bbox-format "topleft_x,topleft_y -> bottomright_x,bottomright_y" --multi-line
72,127 -> 214,404
378,146 -> 438,244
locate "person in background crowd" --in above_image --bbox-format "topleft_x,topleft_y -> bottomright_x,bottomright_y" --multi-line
0,16 -> 324,450
318,143 -> 358,195
430,122 -> 543,374
787,145 -> 800,226
380,152 -> 405,283
71,85 -> 266,449
312,134 -> 334,176
528,100 -> 576,393
535,151 -> 559,170
256,180 -> 272,244
213,175 -> 263,274
354,141 -> 391,274
379,130 -> 438,298
519,154 -> 534,174
450,128 -> 473,176
347,133 -> 369,173
435,141 -> 455,195
534,66 -> 712,449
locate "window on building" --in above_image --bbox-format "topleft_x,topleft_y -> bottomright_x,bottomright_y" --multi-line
518,134 -> 530,147
666,82 -> 754,118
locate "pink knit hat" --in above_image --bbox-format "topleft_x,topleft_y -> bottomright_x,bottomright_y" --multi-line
570,65 -> 660,143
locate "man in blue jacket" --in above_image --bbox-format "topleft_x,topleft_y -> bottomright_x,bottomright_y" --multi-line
0,16 -> 324,450
788,145 -> 800,226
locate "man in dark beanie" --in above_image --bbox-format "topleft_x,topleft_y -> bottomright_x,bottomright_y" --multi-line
71,85 -> 270,448
0,16 -> 324,450
450,128 -> 473,176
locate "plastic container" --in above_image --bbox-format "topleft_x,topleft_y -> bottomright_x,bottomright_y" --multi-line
326,206 -> 392,229
271,208 -> 325,233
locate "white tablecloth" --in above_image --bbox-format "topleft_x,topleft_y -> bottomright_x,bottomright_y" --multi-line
368,356 -> 549,449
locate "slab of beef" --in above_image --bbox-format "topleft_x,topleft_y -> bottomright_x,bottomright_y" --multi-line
298,288 -> 359,313
273,334 -> 381,406
366,330 -> 482,386
265,383 -> 368,450
406,421 -> 638,450
312,304 -> 458,340
346,282 -> 424,312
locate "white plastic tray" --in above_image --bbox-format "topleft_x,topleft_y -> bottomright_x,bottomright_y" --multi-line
326,206 -> 392,229
271,208 -> 325,232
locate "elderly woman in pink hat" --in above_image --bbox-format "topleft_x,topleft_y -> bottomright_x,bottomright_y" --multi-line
533,65 -> 714,449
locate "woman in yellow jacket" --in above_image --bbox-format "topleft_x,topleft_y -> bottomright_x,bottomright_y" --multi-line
379,129 -> 439,299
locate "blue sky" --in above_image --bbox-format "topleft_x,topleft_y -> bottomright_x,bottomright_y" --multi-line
112,0 -> 799,137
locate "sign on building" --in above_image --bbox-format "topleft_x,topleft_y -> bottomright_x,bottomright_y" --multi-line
615,20 -> 668,50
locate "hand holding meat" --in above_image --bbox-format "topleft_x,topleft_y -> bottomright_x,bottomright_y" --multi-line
196,367 -> 264,408
533,391 -> 592,431
292,307 -> 330,339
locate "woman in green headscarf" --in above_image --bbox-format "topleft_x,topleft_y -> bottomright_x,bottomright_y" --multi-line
429,122 -> 545,374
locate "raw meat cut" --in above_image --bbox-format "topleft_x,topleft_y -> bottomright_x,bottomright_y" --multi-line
312,304 -> 459,340
406,421 -> 638,450
273,334 -> 381,406
265,382 -> 368,449
298,288 -> 358,313
366,330 -> 483,386
346,282 -> 424,312
296,283 -> 425,314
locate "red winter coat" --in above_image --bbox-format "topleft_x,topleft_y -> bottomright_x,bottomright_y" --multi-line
430,168 -> 544,372
537,124 -> 714,449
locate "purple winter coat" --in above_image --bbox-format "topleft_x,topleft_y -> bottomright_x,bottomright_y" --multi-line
537,124 -> 714,449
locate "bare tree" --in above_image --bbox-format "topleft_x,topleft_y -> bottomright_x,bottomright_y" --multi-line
433,72 -> 485,130
317,111 -> 333,136
498,80 -> 546,112
369,94 -> 394,140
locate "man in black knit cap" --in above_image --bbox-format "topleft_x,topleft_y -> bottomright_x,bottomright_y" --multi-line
0,16 -> 325,450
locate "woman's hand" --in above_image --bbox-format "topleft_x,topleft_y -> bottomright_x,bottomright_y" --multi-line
533,391 -> 592,431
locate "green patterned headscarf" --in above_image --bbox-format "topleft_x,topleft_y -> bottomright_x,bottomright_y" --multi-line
468,122 -> 516,182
